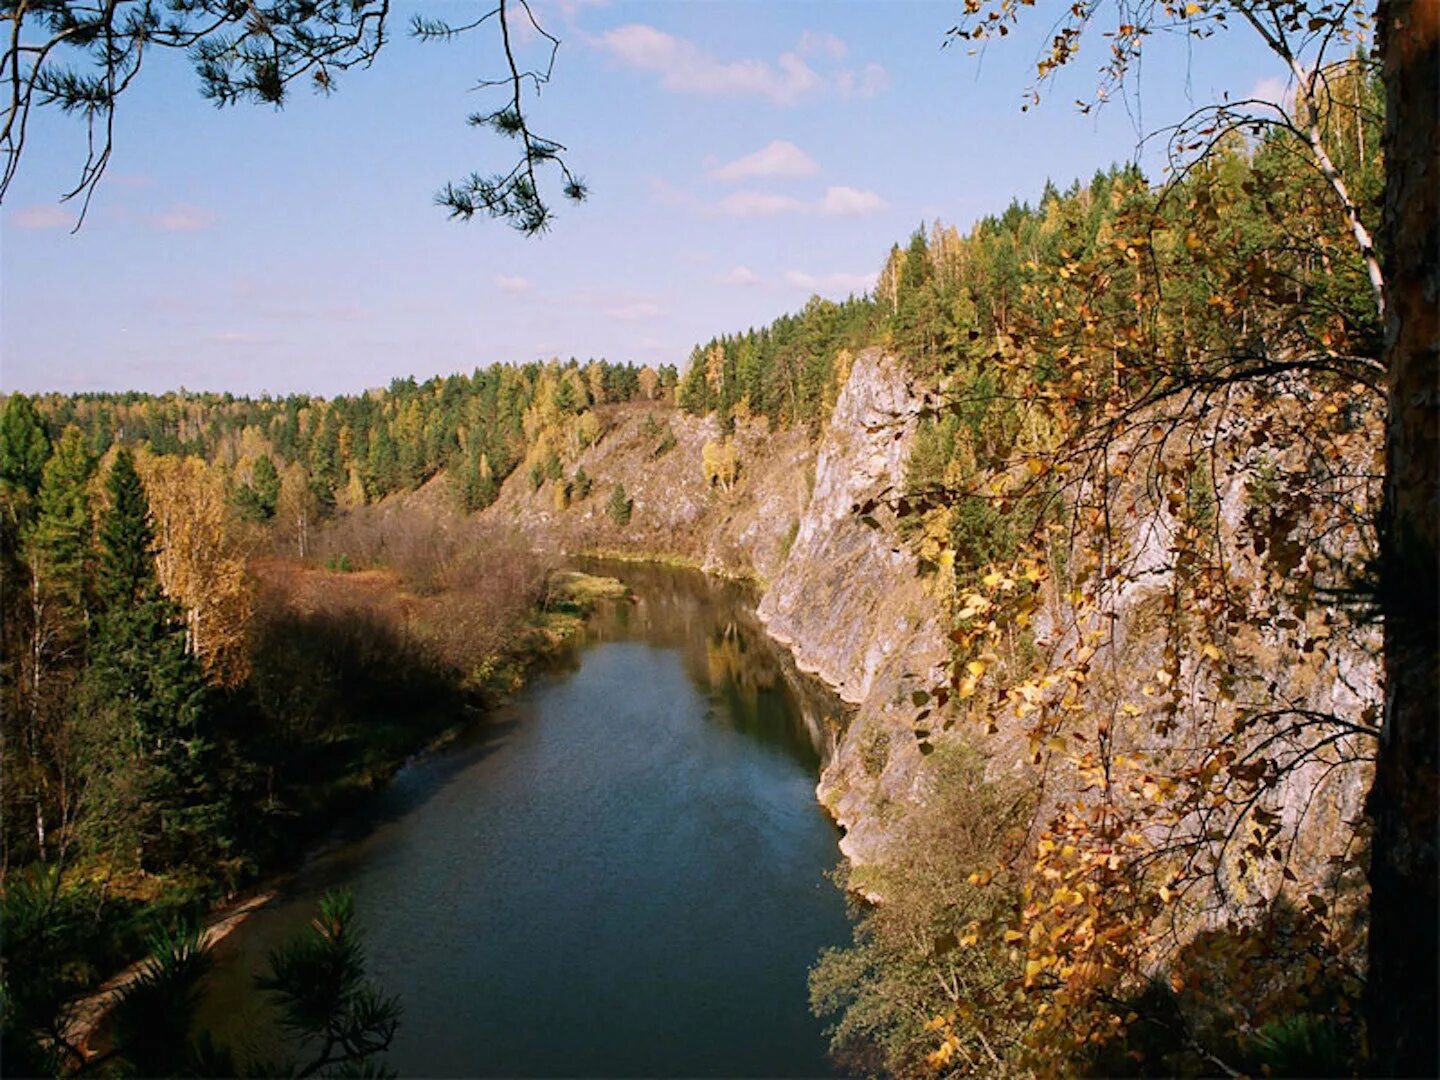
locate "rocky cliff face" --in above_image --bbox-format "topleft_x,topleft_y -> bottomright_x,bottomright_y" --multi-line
752,350 -> 948,868
485,348 -> 950,866
486,353 -> 1380,909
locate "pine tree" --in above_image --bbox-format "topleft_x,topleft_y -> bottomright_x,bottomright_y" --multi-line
83,449 -> 222,870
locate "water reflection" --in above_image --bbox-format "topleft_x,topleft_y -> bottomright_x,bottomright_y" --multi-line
199,561 -> 855,1078
575,559 -> 847,768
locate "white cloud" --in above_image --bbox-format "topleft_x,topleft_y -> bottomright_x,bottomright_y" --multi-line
797,30 -> 848,61
785,269 -> 878,295
595,24 -> 887,107
597,24 -> 821,105
10,205 -> 72,230
710,140 -> 819,182
858,62 -> 891,97
715,266 -> 762,286
494,275 -> 531,293
819,185 -> 887,217
717,190 -> 808,218
149,204 -> 216,231
653,176 -> 887,221
606,301 -> 662,320
1248,75 -> 1291,108
207,330 -> 275,346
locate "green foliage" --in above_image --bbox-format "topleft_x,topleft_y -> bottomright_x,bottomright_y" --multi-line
653,426 -> 677,458
111,923 -> 218,1077
0,869 -> 97,1077
572,466 -> 592,500
810,743 -> 1030,1076
93,891 -> 400,1078
680,293 -> 880,431
779,519 -> 799,560
257,890 -> 401,1076
1245,1013 -> 1359,1078
0,393 -> 51,502
19,360 -> 657,528
1185,455 -> 1218,535
606,482 -> 632,527
84,449 -> 226,871
28,426 -> 94,618
236,454 -> 282,521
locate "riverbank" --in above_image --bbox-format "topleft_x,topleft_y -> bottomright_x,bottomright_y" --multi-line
47,566 -> 631,1066
194,561 -> 851,1078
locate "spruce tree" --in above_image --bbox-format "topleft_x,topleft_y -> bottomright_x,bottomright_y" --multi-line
28,427 -> 94,641
236,454 -> 282,521
606,482 -> 632,527
85,449 -> 223,870
0,393 -> 51,506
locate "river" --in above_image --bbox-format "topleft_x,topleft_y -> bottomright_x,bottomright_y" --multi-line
198,562 -> 855,1077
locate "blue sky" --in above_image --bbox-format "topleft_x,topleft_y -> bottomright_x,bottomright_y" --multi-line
1,1 -> 1286,397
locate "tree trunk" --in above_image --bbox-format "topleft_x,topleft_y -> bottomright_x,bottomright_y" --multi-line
1368,2 -> 1439,1075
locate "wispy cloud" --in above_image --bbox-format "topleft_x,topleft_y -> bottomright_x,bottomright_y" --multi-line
494,274 -> 531,293
709,185 -> 886,219
107,173 -> 154,189
785,269 -> 878,295
149,203 -> 217,231
819,185 -> 887,216
594,25 -> 887,107
715,266 -> 762,286
10,205 -> 72,230
796,30 -> 848,61
1248,75 -> 1291,108
717,190 -> 808,218
605,301 -> 662,320
709,140 -> 818,182
206,330 -> 276,346
837,63 -> 891,99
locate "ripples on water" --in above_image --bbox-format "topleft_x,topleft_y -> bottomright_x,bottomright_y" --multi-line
200,562 -> 854,1078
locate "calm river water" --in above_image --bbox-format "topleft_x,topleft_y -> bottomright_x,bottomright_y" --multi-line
199,563 -> 854,1077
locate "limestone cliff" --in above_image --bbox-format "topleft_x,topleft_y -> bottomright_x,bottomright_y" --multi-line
483,348 -> 948,866
484,351 -> 1380,912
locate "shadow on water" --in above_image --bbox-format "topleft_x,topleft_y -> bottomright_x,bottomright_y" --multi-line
200,561 -> 855,1078
574,558 -> 850,769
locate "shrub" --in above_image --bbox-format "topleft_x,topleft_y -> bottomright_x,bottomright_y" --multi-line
607,482 -> 632,526
810,743 -> 1030,1077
